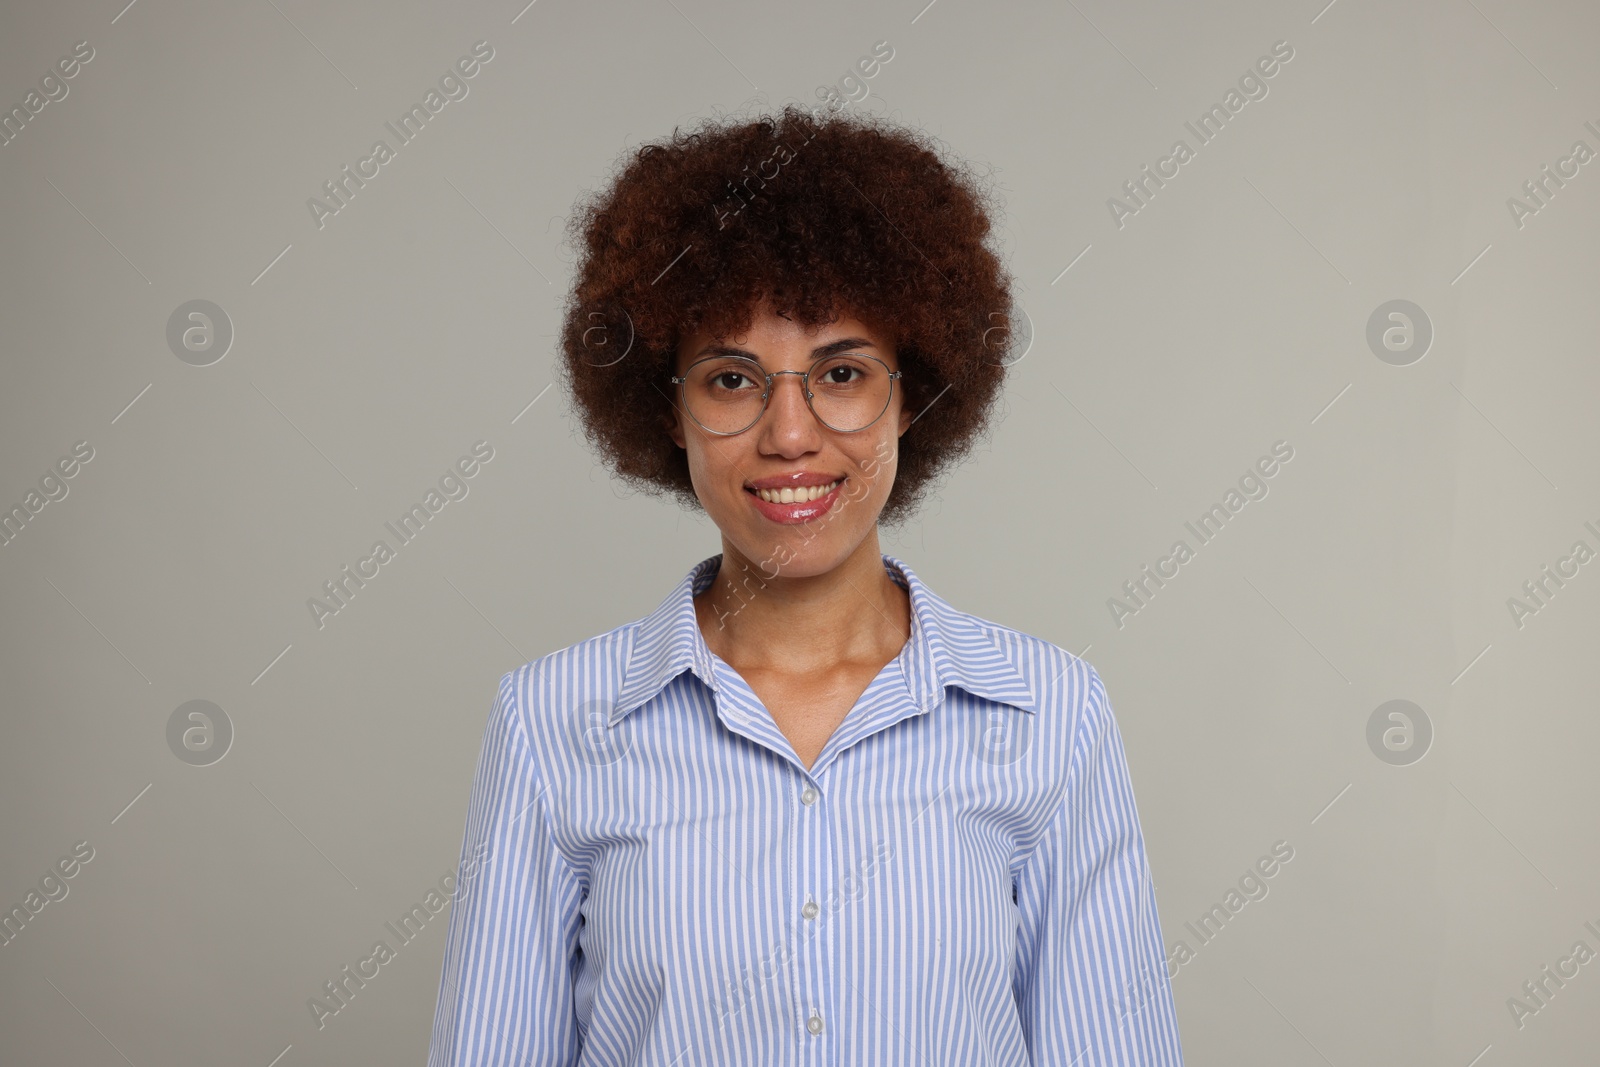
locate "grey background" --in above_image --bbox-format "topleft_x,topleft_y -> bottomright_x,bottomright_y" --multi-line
2,0 -> 1596,1063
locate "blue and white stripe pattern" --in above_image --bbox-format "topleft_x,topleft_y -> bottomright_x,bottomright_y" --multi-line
428,553 -> 1183,1065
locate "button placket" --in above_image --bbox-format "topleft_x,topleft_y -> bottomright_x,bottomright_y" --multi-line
796,776 -> 831,1056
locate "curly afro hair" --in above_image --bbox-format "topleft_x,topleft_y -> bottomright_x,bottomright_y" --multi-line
556,102 -> 1020,527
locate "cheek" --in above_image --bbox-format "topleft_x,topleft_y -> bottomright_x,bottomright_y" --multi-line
842,474 -> 874,503
686,448 -> 723,504
851,436 -> 900,496
682,435 -> 745,507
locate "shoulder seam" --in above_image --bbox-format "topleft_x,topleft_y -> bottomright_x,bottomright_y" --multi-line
1012,657 -> 1102,880
502,667 -> 586,888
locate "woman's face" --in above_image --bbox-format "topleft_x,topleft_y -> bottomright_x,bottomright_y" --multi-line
667,302 -> 913,579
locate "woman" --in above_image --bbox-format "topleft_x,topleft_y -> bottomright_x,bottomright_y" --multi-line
428,103 -> 1183,1065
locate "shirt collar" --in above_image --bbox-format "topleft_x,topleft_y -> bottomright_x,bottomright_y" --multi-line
611,552 -> 1039,726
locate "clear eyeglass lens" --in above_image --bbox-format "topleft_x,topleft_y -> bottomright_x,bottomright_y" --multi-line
682,355 -> 891,433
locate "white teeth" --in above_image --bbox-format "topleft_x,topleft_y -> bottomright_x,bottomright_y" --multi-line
754,479 -> 839,504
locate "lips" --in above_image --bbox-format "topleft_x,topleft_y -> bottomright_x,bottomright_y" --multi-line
743,471 -> 845,491
743,477 -> 845,524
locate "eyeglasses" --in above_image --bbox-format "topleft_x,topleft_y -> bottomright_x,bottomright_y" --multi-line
670,352 -> 902,435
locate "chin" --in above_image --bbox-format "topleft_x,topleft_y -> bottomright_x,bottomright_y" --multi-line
725,533 -> 844,579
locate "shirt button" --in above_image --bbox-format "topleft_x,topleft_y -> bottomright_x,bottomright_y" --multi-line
800,786 -> 818,806
801,899 -> 820,920
806,1011 -> 824,1035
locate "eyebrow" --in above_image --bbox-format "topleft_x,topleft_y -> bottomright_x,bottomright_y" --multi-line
693,337 -> 879,363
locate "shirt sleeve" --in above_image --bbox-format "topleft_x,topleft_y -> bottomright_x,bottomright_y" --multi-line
1013,665 -> 1184,1065
428,669 -> 586,1066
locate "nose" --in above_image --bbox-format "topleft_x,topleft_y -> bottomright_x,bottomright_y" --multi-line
759,370 -> 824,445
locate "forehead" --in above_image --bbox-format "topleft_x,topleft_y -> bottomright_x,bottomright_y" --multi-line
675,304 -> 895,364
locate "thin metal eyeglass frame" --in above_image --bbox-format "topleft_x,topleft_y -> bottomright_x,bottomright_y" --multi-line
669,353 -> 903,436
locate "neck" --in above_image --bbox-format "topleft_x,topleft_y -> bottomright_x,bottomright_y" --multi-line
695,531 -> 911,672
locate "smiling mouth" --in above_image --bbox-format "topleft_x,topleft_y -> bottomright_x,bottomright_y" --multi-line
744,478 -> 843,504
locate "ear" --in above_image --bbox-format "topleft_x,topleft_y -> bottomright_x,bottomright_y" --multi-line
897,397 -> 913,437
665,406 -> 686,450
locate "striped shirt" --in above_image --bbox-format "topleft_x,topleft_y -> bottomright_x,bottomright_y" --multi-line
427,553 -> 1183,1065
